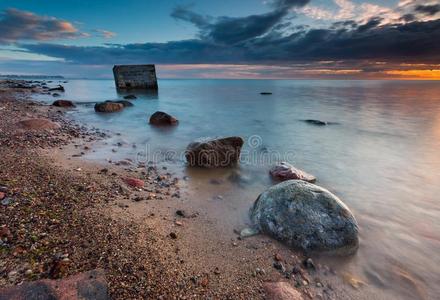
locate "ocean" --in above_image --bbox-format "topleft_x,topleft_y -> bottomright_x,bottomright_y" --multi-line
36,79 -> 440,299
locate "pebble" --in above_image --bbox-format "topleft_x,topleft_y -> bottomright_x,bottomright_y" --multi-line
175,210 -> 186,217
169,232 -> 178,239
274,253 -> 283,262
0,191 -> 5,200
8,270 -> 18,282
273,261 -> 286,273
304,258 -> 316,270
239,227 -> 259,238
1,197 -> 12,206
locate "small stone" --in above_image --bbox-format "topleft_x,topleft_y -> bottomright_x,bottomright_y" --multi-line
273,261 -> 286,273
304,258 -> 316,270
8,271 -> 18,282
213,195 -> 223,201
274,253 -> 283,262
1,197 -> 11,206
123,178 -> 144,188
176,210 -> 186,217
175,221 -> 183,226
0,191 -> 5,200
169,232 -> 178,239
25,269 -> 33,276
213,267 -> 221,275
240,227 -> 259,238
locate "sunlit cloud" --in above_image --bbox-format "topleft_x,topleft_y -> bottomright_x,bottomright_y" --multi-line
0,8 -> 89,44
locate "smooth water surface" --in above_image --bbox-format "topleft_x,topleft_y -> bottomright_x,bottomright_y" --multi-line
38,79 -> 440,299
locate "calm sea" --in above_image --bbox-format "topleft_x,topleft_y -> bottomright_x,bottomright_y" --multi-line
37,79 -> 440,299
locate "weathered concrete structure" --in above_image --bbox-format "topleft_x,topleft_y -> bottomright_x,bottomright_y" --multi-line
113,64 -> 158,90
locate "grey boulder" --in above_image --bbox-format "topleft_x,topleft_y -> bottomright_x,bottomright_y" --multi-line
250,180 -> 359,255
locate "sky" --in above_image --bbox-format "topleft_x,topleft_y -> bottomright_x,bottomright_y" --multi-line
0,0 -> 439,79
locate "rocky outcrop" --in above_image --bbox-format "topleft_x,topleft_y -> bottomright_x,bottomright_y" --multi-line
16,118 -> 61,131
263,282 -> 303,300
270,162 -> 316,183
52,100 -> 76,108
0,269 -> 108,300
250,180 -> 359,255
149,111 -> 178,126
185,137 -> 244,168
94,102 -> 124,113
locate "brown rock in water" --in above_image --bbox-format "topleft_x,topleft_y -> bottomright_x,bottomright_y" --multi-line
270,162 -> 316,183
263,282 -> 303,300
52,100 -> 76,108
185,137 -> 244,168
149,111 -> 178,126
94,102 -> 124,113
16,118 -> 61,131
0,269 -> 109,300
123,177 -> 144,188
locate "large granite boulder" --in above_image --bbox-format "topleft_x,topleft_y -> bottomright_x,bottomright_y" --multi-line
270,162 -> 316,183
16,118 -> 61,131
52,100 -> 75,108
149,111 -> 178,126
186,137 -> 244,168
94,102 -> 124,113
250,180 -> 359,255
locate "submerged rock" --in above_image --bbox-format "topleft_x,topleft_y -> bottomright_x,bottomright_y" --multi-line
48,85 -> 65,92
250,180 -> 359,255
94,102 -> 124,113
270,162 -> 316,183
304,119 -> 327,126
149,111 -> 178,126
16,118 -> 61,131
185,137 -> 244,168
260,92 -> 273,95
123,94 -> 137,100
52,100 -> 75,108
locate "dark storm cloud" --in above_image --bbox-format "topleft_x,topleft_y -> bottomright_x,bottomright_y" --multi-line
16,0 -> 440,67
171,0 -> 310,44
0,8 -> 85,44
414,4 -> 440,16
20,18 -> 440,65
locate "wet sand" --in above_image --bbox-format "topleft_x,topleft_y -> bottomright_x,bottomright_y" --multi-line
0,80 -> 408,299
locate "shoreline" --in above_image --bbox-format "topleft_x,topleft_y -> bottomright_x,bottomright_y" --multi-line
0,80 -> 363,299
